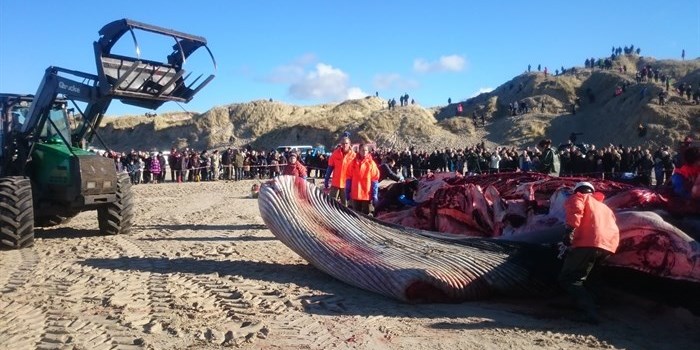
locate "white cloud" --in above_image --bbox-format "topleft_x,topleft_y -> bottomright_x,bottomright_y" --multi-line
266,55 -> 367,102
266,65 -> 305,84
346,87 -> 367,100
293,53 -> 317,65
469,87 -> 494,98
288,63 -> 367,101
373,73 -> 420,90
265,53 -> 318,83
413,54 -> 466,73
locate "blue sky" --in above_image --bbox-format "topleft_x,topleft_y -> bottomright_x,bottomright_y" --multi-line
1,1 -> 698,116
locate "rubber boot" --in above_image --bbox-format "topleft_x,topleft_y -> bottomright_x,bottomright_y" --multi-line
569,287 -> 600,324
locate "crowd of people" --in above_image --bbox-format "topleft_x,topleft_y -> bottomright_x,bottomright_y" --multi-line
387,93 -> 415,110
101,135 -> 697,198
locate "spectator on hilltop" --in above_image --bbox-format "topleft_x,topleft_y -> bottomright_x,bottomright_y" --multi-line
659,91 -> 667,106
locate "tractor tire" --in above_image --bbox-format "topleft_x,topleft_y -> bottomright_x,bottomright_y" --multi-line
97,173 -> 134,235
35,212 -> 79,228
0,177 -> 35,249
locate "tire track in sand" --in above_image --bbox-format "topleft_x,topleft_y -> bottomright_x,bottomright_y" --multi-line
0,300 -> 45,349
35,261 -> 144,350
267,292 -> 393,348
35,275 -> 110,350
192,274 -> 340,348
169,274 -> 268,346
0,248 -> 143,350
0,248 -> 39,294
0,249 -> 45,348
114,236 -> 175,335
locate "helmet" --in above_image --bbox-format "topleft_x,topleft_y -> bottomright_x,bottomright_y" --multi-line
574,181 -> 595,193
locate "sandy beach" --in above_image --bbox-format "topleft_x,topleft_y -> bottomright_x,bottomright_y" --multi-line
1,179 -> 698,350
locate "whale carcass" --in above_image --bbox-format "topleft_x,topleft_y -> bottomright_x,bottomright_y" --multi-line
258,175 -> 700,309
259,175 -> 566,302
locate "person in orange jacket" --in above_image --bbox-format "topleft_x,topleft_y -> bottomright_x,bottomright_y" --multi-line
324,136 -> 356,206
345,143 -> 380,215
559,181 -> 620,324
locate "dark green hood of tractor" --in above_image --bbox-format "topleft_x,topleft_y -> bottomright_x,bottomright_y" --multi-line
32,143 -> 118,208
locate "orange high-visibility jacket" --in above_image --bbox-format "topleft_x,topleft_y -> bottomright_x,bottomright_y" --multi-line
328,148 -> 356,188
565,192 -> 620,254
347,155 -> 380,201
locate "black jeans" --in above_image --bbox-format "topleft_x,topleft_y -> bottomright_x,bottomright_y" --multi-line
558,247 -> 610,317
352,200 -> 371,215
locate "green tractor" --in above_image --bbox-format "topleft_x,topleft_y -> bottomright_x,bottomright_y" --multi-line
0,19 -> 216,249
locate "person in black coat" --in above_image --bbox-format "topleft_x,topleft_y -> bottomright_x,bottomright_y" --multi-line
379,157 -> 403,182
374,179 -> 420,215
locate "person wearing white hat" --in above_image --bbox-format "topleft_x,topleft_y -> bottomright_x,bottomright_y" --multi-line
559,181 -> 619,324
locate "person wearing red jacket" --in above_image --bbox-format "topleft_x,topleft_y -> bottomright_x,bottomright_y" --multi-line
671,146 -> 700,200
324,136 -> 356,206
345,143 -> 380,215
282,153 -> 307,179
559,181 -> 620,324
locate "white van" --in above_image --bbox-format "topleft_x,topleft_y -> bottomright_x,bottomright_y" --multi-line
276,145 -> 327,162
276,145 -> 315,155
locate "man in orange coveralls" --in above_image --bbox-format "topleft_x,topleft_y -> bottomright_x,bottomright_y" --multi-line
559,181 -> 620,324
324,136 -> 356,206
345,143 -> 380,215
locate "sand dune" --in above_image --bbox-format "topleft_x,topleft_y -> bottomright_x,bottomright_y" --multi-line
97,56 -> 700,153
